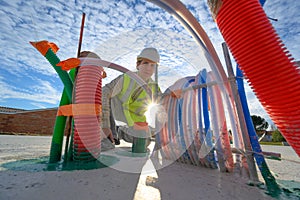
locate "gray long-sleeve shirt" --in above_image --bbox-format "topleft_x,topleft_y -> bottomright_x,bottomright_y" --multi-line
101,75 -> 124,128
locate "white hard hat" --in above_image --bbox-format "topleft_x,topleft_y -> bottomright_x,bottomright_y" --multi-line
137,47 -> 160,63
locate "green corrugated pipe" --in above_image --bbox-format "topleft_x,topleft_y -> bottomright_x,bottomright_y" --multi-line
48,68 -> 76,163
30,41 -> 75,163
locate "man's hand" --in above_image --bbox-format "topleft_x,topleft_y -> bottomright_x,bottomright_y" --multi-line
102,128 -> 115,144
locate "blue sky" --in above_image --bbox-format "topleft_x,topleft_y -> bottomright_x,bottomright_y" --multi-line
0,0 -> 299,124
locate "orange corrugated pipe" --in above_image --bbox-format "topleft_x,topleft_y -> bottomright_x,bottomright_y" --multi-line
73,65 -> 104,161
209,0 -> 300,156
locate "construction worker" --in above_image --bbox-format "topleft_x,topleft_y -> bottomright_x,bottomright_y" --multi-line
101,47 -> 160,152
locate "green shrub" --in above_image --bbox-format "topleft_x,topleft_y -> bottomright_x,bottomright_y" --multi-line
272,129 -> 286,142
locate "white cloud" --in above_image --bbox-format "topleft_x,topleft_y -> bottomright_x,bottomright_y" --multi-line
0,75 -> 60,106
0,0 -> 299,122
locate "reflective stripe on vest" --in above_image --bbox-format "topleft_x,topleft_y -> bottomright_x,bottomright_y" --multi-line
117,74 -> 157,127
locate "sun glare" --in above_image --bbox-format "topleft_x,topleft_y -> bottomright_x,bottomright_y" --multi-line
145,102 -> 158,128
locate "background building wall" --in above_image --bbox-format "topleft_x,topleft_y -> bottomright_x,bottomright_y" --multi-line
0,107 -> 57,135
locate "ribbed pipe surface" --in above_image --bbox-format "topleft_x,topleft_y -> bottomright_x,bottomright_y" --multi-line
73,66 -> 103,161
216,0 -> 300,156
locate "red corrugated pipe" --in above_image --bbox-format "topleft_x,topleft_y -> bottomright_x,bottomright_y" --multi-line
73,65 -> 103,161
213,0 -> 300,156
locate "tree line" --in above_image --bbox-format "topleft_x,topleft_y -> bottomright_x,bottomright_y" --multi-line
251,115 -> 286,142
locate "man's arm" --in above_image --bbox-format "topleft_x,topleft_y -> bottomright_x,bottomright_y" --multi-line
101,75 -> 123,129
101,75 -> 124,142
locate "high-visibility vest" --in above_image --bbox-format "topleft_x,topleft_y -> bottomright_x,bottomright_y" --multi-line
116,74 -> 159,127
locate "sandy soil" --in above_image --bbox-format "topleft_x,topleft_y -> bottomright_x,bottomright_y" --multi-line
0,162 -> 275,200
0,135 -> 299,200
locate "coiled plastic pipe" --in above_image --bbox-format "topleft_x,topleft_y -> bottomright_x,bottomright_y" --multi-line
216,0 -> 300,156
159,72 -> 223,169
73,65 -> 103,161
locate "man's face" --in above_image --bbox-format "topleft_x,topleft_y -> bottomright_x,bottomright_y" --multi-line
137,58 -> 157,80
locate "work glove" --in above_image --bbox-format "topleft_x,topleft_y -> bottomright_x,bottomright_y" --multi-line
128,122 -> 150,138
